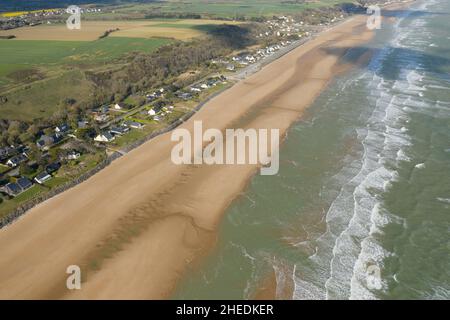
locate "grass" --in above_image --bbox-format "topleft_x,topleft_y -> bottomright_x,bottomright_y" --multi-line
43,176 -> 69,188
0,164 -> 10,174
0,37 -> 170,121
0,37 -> 171,67
0,184 -> 47,219
116,0 -> 350,18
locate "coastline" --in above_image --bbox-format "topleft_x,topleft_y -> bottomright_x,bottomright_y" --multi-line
0,2 -> 412,299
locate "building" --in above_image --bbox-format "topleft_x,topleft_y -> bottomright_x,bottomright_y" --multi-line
66,150 -> 81,160
55,124 -> 70,134
36,134 -> 61,150
34,172 -> 52,184
6,153 -> 27,167
0,146 -> 15,161
4,182 -> 22,197
45,162 -> 61,174
110,126 -> 130,136
94,132 -> 115,143
125,121 -> 145,129
17,177 -> 33,190
4,177 -> 33,197
114,103 -> 125,110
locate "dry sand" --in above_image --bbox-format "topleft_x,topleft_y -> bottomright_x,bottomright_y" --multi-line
0,13 -> 376,299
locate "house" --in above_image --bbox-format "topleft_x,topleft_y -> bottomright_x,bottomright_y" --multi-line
34,171 -> 52,184
55,124 -> 70,134
94,114 -> 110,123
6,153 -> 27,167
177,92 -> 193,100
77,120 -> 89,129
0,146 -> 15,161
4,182 -> 22,197
110,126 -> 130,136
200,83 -> 210,89
94,132 -> 115,143
4,177 -> 33,197
226,64 -> 235,71
45,162 -> 61,174
125,121 -> 145,129
36,134 -> 61,150
17,177 -> 33,191
66,150 -> 81,160
114,103 -> 125,110
148,109 -> 156,116
190,86 -> 202,93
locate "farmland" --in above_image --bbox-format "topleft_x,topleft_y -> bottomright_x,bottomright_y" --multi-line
0,19 -> 240,41
113,0 -> 351,19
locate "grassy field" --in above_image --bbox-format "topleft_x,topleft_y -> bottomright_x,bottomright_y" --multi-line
0,184 -> 47,219
115,0 -> 350,18
0,37 -> 170,65
0,19 -> 242,41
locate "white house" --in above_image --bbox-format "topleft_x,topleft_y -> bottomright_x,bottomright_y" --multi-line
94,133 -> 115,143
148,109 -> 156,116
34,172 -> 52,184
114,103 -> 124,110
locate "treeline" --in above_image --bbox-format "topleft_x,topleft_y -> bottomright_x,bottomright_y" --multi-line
86,23 -> 262,103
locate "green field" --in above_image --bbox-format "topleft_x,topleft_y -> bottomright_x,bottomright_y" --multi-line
0,37 -> 170,67
116,0 -> 350,18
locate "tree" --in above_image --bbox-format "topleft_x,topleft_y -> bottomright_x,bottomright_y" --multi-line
356,0 -> 369,7
19,163 -> 35,176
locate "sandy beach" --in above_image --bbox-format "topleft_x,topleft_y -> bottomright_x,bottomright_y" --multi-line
0,8 -> 396,299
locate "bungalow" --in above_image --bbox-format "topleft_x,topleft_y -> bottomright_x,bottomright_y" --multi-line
94,114 -> 110,123
126,121 -> 145,129
110,126 -> 130,136
0,146 -> 15,161
190,86 -> 202,93
36,134 -> 61,150
17,177 -> 33,191
6,153 -> 27,167
77,120 -> 89,129
4,177 -> 33,197
55,124 -> 70,134
34,171 -> 52,184
4,182 -> 22,197
66,150 -> 81,160
94,132 -> 115,143
114,103 -> 125,110
45,162 -> 61,174
226,63 -> 235,71
178,92 -> 193,100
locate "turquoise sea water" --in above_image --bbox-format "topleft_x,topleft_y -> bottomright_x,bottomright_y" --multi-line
175,0 -> 450,300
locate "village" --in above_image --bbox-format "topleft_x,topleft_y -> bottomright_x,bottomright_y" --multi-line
0,8 -> 349,216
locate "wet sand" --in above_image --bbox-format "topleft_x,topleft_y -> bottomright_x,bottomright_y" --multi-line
0,14 -> 377,299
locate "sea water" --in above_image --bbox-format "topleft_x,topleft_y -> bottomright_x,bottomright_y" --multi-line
174,0 -> 450,300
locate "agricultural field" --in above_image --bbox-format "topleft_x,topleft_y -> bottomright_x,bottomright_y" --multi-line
0,19 -> 238,41
114,0 -> 350,19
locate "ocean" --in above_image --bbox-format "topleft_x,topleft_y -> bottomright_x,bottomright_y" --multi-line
174,0 -> 450,300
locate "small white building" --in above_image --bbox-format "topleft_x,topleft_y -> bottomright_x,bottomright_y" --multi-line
94,133 -> 115,143
148,109 -> 156,116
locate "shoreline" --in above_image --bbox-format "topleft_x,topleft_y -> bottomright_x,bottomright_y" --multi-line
0,2 -> 413,299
